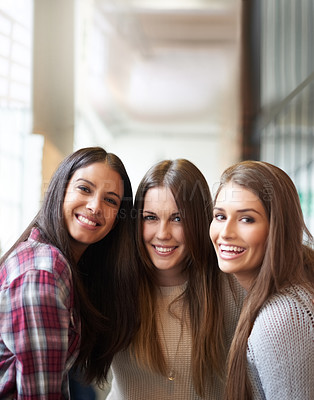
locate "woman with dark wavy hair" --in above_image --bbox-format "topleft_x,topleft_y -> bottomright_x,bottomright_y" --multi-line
107,159 -> 245,399
0,147 -> 138,399
210,160 -> 314,400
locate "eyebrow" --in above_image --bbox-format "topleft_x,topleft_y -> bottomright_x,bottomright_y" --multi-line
143,210 -> 180,217
213,206 -> 263,216
75,178 -> 122,200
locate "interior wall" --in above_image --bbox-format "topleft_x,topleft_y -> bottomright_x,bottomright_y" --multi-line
75,0 -> 242,193
33,0 -> 76,195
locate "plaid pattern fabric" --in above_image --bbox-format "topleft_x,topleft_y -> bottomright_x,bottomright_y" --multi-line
0,228 -> 80,399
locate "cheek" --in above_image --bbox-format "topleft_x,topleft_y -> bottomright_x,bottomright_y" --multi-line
252,227 -> 268,247
178,228 -> 186,244
142,225 -> 150,242
62,201 -> 71,218
250,247 -> 266,270
250,230 -> 268,260
142,224 -> 155,243
103,206 -> 119,220
63,192 -> 76,212
209,223 -> 218,242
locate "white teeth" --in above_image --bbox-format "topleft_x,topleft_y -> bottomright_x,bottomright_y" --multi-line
155,246 -> 174,253
78,215 -> 97,226
220,244 -> 244,253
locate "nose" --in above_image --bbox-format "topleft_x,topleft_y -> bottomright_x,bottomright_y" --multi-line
156,221 -> 171,241
86,195 -> 102,215
220,219 -> 236,240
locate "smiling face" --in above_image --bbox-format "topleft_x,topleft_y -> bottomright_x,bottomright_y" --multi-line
142,186 -> 187,286
210,181 -> 269,290
63,161 -> 124,261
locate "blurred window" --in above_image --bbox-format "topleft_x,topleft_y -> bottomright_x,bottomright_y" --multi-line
0,1 -> 43,256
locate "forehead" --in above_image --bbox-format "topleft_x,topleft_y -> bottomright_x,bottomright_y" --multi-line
216,182 -> 261,205
144,186 -> 178,211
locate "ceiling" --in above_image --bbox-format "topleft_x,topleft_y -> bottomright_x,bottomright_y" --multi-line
85,0 -> 241,136
96,0 -> 238,47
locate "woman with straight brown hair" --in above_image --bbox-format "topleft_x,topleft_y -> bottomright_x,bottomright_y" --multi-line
210,160 -> 314,400
107,159 -> 245,399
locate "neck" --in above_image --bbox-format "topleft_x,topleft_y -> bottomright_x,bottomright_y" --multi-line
70,241 -> 88,264
234,273 -> 254,291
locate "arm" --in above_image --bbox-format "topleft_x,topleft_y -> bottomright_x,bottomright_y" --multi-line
1,263 -> 75,399
247,293 -> 314,400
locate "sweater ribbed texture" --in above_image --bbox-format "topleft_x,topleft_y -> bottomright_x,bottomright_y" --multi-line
247,285 -> 314,399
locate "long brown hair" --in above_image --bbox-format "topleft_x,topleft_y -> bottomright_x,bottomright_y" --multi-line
215,160 -> 314,400
133,159 -> 226,396
0,147 -> 139,383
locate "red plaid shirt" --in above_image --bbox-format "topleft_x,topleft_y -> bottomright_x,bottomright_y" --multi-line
0,228 -> 80,399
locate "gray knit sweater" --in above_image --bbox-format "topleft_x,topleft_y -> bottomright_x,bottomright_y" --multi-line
247,285 -> 314,399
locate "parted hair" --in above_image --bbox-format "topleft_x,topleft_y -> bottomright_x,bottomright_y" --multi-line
215,160 -> 314,400
0,146 -> 139,383
133,159 -> 226,396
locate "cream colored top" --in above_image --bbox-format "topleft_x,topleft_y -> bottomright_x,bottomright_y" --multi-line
107,275 -> 245,399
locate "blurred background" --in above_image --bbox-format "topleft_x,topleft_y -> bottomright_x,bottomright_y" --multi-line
0,1 -> 313,397
0,0 -> 313,258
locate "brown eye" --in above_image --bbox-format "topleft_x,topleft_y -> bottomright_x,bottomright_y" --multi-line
105,197 -> 118,206
241,217 -> 255,223
78,185 -> 90,193
214,213 -> 225,221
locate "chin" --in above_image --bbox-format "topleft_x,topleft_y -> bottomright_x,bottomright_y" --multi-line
218,263 -> 233,275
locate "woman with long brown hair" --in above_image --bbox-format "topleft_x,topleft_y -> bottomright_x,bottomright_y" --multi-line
0,147 -> 138,399
107,159 -> 245,399
210,160 -> 314,400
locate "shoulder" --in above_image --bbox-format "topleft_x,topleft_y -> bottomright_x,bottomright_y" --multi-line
256,286 -> 313,328
249,285 -> 314,353
248,286 -> 314,399
0,228 -> 71,289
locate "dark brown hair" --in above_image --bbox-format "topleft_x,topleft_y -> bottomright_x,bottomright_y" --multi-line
1,146 -> 139,383
214,160 -> 314,400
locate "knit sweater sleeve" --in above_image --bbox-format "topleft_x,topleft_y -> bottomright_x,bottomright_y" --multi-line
247,287 -> 314,400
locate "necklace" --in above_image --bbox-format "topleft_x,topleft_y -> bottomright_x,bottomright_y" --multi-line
157,300 -> 184,381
